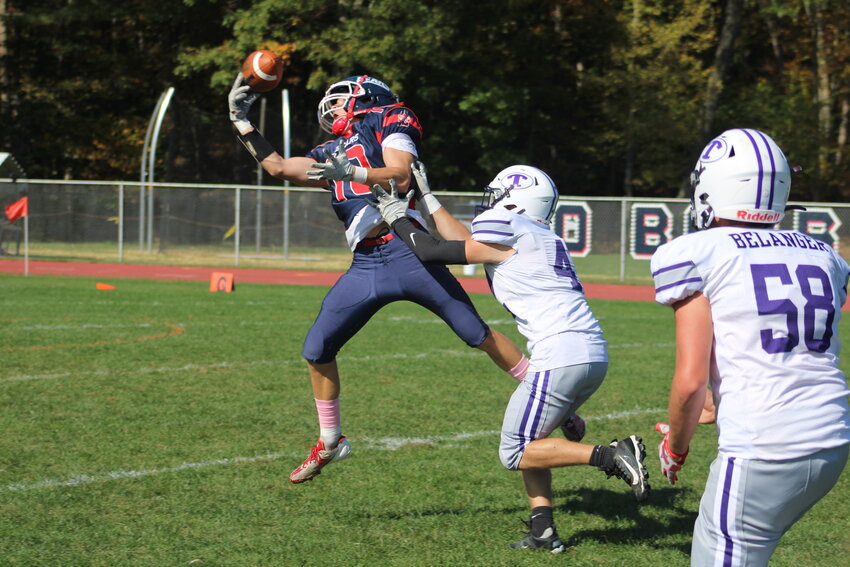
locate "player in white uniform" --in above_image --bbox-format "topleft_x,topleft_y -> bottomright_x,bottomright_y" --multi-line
651,128 -> 850,566
371,163 -> 650,553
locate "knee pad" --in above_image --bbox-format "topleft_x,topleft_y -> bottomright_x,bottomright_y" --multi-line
499,441 -> 522,471
302,327 -> 336,364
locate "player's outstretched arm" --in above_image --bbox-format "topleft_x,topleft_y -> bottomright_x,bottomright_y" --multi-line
370,182 -> 512,266
410,162 -> 471,241
307,146 -> 414,193
228,73 -> 327,187
370,182 -> 466,264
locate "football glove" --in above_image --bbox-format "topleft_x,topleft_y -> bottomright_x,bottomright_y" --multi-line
370,179 -> 409,225
410,161 -> 443,215
307,145 -> 368,184
228,73 -> 259,135
561,414 -> 586,442
656,422 -> 689,485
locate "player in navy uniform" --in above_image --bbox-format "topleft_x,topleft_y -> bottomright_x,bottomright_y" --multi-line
227,74 -> 526,484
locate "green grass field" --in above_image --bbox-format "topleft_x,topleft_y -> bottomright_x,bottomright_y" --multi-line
0,273 -> 847,566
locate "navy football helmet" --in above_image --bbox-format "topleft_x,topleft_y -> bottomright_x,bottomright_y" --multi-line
318,75 -> 399,135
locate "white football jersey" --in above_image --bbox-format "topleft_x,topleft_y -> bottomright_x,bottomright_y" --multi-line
652,226 -> 850,460
471,208 -> 607,369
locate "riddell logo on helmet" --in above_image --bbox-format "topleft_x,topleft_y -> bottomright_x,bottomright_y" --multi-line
737,210 -> 781,222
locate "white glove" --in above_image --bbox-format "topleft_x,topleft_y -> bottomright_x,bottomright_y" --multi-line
656,422 -> 689,485
410,161 -> 442,215
307,145 -> 368,184
228,73 -> 259,134
370,179 -> 409,225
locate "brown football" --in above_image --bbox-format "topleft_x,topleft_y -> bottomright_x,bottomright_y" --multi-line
241,50 -> 283,93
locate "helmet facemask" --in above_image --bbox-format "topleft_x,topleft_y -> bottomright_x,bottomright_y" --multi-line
317,76 -> 399,135
474,184 -> 512,217
689,166 -> 715,230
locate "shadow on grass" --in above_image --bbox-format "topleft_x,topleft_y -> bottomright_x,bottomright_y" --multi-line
349,484 -> 698,556
552,485 -> 697,555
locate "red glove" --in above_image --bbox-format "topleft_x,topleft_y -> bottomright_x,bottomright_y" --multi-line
655,422 -> 689,485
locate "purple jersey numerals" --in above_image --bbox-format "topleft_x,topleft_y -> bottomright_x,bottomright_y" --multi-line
751,263 -> 834,354
553,239 -> 583,292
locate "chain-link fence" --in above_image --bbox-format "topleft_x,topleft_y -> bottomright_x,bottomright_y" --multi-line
2,179 -> 848,283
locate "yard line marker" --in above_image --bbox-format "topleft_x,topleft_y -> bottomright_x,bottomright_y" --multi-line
0,349 -> 483,383
0,408 -> 663,493
1,341 -> 672,383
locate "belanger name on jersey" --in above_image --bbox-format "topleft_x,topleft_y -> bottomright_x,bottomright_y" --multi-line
728,230 -> 832,252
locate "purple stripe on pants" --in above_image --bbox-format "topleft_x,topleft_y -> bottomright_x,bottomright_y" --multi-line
528,371 -> 550,439
517,371 -> 549,451
720,456 -> 737,566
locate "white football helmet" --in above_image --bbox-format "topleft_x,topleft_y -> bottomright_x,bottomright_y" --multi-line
690,128 -> 791,230
476,165 -> 559,225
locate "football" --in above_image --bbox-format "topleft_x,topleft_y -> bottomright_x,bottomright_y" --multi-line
241,50 -> 283,93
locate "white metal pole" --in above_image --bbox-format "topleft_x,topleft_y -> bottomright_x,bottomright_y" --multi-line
140,89 -> 167,250
255,97 -> 267,254
619,199 -> 628,282
147,86 -> 175,253
282,89 -> 291,259
235,186 -> 241,266
118,184 -> 124,263
23,213 -> 28,276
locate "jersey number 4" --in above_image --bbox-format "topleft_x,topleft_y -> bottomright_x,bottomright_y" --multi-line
751,263 -> 835,354
553,240 -> 583,292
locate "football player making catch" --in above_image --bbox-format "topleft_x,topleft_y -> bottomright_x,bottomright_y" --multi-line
651,128 -> 850,566
227,74 -> 527,484
370,163 -> 650,553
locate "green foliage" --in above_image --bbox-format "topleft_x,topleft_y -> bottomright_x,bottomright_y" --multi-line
2,0 -> 849,199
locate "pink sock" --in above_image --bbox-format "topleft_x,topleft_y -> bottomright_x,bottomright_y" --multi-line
508,355 -> 530,381
315,398 -> 341,447
315,398 -> 341,428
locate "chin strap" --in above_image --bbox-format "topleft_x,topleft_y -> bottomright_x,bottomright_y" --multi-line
332,114 -> 353,136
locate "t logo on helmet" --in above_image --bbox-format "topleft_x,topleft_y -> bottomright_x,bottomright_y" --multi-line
505,173 -> 533,189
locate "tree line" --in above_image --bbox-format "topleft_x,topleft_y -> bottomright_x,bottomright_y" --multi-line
1,0 -> 848,201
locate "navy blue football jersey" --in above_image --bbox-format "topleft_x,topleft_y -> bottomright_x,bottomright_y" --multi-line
306,104 -> 423,228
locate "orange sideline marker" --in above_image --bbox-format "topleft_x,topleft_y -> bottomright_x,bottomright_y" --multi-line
96,282 -> 116,290
210,272 -> 235,292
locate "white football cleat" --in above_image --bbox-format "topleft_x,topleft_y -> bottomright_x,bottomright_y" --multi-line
289,436 -> 351,484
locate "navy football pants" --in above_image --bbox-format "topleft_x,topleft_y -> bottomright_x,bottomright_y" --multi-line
302,232 -> 490,364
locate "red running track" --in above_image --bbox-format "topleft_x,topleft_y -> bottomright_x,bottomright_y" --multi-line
0,259 -> 657,302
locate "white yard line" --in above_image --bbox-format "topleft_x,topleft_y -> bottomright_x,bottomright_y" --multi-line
0,408 -> 663,493
0,349 -> 489,383
1,340 -> 672,383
